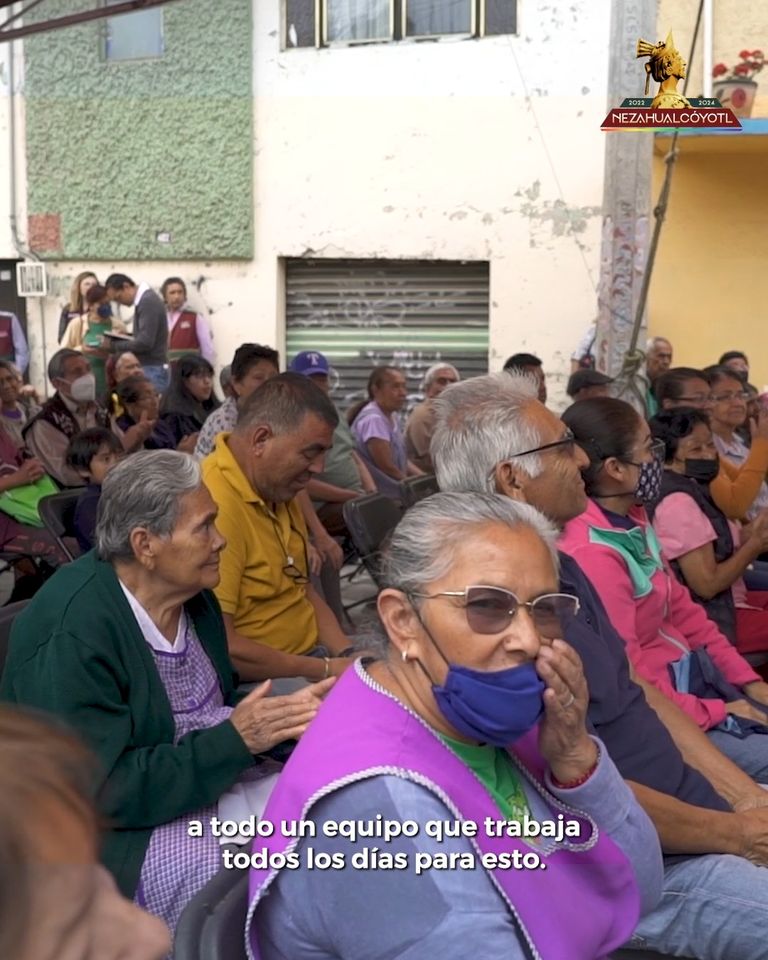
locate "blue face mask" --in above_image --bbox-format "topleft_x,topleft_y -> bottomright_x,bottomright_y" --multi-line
432,661 -> 546,746
414,611 -> 546,746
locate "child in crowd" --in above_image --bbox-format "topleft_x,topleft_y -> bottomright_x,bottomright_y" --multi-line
65,428 -> 123,552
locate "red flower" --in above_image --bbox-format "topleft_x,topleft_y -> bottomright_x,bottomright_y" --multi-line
752,50 -> 764,58
712,62 -> 728,77
739,49 -> 752,59
734,62 -> 752,75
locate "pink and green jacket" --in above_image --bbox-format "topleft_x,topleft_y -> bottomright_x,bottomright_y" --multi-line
559,499 -> 759,730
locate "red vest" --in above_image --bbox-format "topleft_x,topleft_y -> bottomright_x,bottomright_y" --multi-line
168,309 -> 200,361
0,313 -> 15,362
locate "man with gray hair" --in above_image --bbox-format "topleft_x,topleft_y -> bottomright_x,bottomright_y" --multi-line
645,336 -> 673,416
202,372 -> 352,684
24,348 -> 110,487
404,362 -> 459,472
431,372 -> 768,959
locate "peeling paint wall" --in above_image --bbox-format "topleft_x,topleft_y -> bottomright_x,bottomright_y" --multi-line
23,0 -> 253,261
248,0 -> 611,404
17,0 -> 610,405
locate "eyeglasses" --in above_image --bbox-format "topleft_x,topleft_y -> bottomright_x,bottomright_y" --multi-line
626,438 -> 665,467
676,394 -> 712,405
409,585 -> 580,638
503,427 -> 577,461
270,516 -> 310,584
711,390 -> 749,403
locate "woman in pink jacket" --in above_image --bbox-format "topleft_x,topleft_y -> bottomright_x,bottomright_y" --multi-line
559,396 -> 768,780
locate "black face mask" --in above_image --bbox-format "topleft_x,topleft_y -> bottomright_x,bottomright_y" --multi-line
682,457 -> 719,485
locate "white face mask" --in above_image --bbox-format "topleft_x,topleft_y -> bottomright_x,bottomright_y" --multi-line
68,373 -> 96,404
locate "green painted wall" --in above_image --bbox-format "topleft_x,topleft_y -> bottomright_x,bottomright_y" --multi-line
24,0 -> 253,260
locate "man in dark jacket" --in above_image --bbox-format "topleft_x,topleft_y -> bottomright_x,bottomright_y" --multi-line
105,274 -> 169,392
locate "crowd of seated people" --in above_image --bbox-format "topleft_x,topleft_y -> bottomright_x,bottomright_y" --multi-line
7,310 -> 768,960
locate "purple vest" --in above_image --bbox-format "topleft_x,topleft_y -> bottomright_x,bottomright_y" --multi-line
246,665 -> 640,960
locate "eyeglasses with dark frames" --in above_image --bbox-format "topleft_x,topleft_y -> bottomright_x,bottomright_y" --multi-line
409,585 -> 580,638
270,515 -> 310,584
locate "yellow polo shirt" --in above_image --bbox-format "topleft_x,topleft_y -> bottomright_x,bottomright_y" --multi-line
202,433 -> 318,655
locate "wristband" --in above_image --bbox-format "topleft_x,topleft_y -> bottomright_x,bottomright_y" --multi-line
323,657 -> 331,680
550,748 -> 599,790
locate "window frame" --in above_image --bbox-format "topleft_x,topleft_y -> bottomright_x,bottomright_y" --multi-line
401,0 -> 477,41
322,0 -> 396,46
295,0 -> 513,49
102,0 -> 165,63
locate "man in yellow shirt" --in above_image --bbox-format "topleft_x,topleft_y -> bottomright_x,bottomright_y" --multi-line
202,373 -> 351,682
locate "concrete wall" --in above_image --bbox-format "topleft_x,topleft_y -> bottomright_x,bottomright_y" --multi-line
244,0 -> 611,405
23,0 -> 253,261
19,0 -> 611,406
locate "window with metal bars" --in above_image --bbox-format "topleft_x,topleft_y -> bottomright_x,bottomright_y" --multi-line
284,0 -> 516,48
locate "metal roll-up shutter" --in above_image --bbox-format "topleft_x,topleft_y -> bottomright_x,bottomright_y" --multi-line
285,258 -> 489,413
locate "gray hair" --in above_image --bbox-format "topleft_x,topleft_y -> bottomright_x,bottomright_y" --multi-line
381,491 -> 559,601
47,348 -> 82,383
646,336 -> 671,351
431,372 -> 543,494
96,451 -> 202,562
219,364 -> 232,390
422,362 -> 460,391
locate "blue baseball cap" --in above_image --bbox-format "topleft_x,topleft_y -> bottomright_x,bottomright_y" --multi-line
290,351 -> 330,377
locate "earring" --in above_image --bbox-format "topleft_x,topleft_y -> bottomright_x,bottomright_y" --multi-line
401,649 -> 408,662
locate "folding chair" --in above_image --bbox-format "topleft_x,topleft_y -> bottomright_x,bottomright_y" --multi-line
173,846 -> 249,960
400,474 -> 439,508
38,490 -> 83,562
342,494 -> 402,587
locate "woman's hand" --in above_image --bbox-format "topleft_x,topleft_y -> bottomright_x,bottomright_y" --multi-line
230,678 -> 335,753
13,457 -> 46,486
122,412 -> 156,452
730,692 -> 768,721
176,433 -> 199,455
535,639 -> 597,784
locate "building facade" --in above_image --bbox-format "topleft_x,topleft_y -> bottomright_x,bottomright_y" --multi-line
4,0 -> 613,405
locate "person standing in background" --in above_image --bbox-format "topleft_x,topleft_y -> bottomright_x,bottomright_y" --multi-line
405,362 -> 460,473
57,270 -> 97,343
104,274 -> 170,393
161,277 -> 215,366
645,337 -> 673,416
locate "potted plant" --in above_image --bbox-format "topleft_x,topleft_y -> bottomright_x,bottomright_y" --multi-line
712,49 -> 764,117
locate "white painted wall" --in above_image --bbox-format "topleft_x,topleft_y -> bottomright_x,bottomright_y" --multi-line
23,0 -> 611,408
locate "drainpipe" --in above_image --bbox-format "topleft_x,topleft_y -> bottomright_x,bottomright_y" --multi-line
703,0 -> 713,98
7,17 -> 48,388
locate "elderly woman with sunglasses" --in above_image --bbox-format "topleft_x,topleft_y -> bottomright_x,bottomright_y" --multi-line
247,492 -> 663,960
559,398 -> 768,782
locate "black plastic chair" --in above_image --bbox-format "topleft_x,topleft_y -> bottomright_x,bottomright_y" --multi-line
400,474 -> 439,508
342,493 -> 402,587
38,490 -> 82,562
173,848 -> 249,960
0,598 -> 30,681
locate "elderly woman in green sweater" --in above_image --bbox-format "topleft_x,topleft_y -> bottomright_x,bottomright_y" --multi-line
0,451 -> 333,937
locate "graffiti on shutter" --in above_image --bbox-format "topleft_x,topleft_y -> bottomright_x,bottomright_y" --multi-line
285,259 -> 489,414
